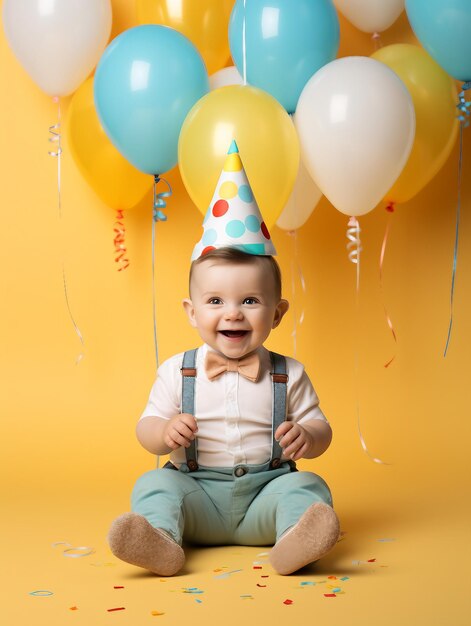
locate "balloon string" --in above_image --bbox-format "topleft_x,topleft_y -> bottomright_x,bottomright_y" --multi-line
152,176 -> 172,369
288,230 -> 306,358
371,32 -> 382,51
347,217 -> 390,465
444,82 -> 471,356
380,203 -> 397,368
242,0 -> 247,85
113,209 -> 129,271
49,97 -> 84,364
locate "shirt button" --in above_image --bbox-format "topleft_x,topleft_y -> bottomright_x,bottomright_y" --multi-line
234,466 -> 247,477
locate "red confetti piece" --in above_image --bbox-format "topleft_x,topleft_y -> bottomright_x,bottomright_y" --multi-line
107,607 -> 125,612
256,584 -> 267,588
261,575 -> 269,578
328,575 -> 337,579
367,559 -> 376,562
69,606 -> 78,611
324,594 -> 337,598
283,599 -> 293,605
114,586 -> 124,589
253,566 -> 262,569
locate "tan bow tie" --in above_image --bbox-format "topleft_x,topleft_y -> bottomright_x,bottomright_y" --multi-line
205,350 -> 260,382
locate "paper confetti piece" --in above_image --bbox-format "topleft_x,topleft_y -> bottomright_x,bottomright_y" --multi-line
215,569 -> 242,579
340,576 -> 350,581
257,552 -> 269,556
69,606 -> 78,611
195,599 -> 203,604
283,599 -> 293,605
52,542 -> 95,558
253,566 -> 262,570
151,611 -> 165,616
256,584 -> 267,588
328,575 -> 337,580
332,587 -> 342,593
182,588 -> 204,594
114,586 -> 124,589
29,590 -> 54,596
240,595 -> 254,600
300,581 -> 315,586
367,558 -> 376,562
107,607 -> 125,612
324,594 -> 336,598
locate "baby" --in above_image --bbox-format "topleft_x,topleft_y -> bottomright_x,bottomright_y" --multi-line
108,141 -> 339,576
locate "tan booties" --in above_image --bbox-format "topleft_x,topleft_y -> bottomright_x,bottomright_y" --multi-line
269,502 -> 340,575
108,512 -> 185,576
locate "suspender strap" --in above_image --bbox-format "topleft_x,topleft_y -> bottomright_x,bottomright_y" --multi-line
181,349 -> 199,471
269,351 -> 288,469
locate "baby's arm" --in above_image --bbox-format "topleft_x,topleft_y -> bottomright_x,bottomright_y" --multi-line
275,419 -> 332,461
136,414 -> 198,455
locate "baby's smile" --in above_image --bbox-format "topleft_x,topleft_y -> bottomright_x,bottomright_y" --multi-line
219,330 -> 249,338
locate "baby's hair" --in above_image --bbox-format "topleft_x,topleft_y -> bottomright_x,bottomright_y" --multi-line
190,247 -> 282,301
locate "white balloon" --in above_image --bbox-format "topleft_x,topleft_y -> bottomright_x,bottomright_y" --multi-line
334,0 -> 404,34
295,56 -> 415,217
3,0 -> 112,97
276,158 -> 322,231
209,66 -> 244,91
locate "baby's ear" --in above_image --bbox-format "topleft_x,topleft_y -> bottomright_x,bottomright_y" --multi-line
272,299 -> 289,328
182,299 -> 197,328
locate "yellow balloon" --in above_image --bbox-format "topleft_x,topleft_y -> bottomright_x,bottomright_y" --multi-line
136,0 -> 233,75
178,85 -> 299,229
372,44 -> 458,205
66,77 -> 152,211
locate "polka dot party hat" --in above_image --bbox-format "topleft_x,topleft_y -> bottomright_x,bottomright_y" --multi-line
191,140 -> 276,260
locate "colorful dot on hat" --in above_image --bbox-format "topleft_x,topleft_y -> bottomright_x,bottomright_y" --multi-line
238,184 -> 253,203
245,215 -> 260,233
202,246 -> 216,256
202,229 -> 217,245
219,181 -> 238,200
261,222 -> 271,240
212,199 -> 229,217
224,153 -> 243,172
241,243 -> 267,255
226,220 -> 246,238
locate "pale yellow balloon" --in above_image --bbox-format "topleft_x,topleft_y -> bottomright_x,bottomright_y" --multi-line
136,0 -> 233,75
178,85 -> 300,229
372,44 -> 458,205
66,77 -> 152,211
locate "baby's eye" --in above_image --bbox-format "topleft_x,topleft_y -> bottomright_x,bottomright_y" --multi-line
243,297 -> 258,305
208,297 -> 223,305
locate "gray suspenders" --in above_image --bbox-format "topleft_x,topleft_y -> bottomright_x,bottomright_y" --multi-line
180,349 -> 289,472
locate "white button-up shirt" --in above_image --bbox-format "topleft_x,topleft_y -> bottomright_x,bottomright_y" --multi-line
140,344 -> 328,468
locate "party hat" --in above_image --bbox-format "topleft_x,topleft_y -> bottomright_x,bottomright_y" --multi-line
191,140 -> 276,260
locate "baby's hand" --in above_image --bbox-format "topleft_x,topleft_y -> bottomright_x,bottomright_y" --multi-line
163,413 -> 198,450
275,422 -> 313,461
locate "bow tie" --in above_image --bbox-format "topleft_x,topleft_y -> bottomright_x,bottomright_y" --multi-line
205,350 -> 260,382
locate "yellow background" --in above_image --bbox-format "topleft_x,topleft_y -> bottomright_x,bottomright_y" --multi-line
1,3 -> 470,625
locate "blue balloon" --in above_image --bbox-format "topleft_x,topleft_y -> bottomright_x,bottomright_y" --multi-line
94,25 -> 209,175
229,0 -> 339,113
405,0 -> 471,82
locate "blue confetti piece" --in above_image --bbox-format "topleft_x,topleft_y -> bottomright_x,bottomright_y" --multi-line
300,581 -> 315,586
340,576 -> 350,581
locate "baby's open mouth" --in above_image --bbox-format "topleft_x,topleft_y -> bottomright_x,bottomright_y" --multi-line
219,330 -> 249,338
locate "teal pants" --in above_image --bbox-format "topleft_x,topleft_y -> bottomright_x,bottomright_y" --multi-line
131,463 -> 333,546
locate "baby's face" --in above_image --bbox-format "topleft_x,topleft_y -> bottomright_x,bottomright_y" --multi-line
183,260 -> 288,359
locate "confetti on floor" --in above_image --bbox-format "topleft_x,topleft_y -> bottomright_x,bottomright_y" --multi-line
300,581 -> 315,586
256,583 -> 267,588
29,590 -> 54,596
324,594 -> 336,598
107,607 -> 125,612
283,599 -> 294,605
214,569 -> 242,579
114,586 -> 124,589
240,595 -> 254,600
182,587 -> 204,594
340,576 -> 350,581
151,611 -> 165,616
69,606 -> 78,611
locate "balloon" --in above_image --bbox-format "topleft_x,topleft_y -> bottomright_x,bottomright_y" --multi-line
2,0 -> 111,97
333,0 -> 404,33
276,158 -> 322,231
209,66 -> 244,91
66,78 -> 152,211
405,0 -> 471,82
178,85 -> 299,228
372,45 -> 458,205
295,57 -> 415,217
136,0 -> 233,75
94,25 -> 209,175
229,0 -> 339,114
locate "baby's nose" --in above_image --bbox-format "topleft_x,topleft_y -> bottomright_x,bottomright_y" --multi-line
225,306 -> 244,320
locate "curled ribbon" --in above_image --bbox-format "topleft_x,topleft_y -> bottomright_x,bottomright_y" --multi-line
113,209 -> 129,271
380,203 -> 398,367
49,97 -> 84,364
371,31 -> 382,50
287,231 -> 306,357
347,216 -> 390,465
52,541 -> 95,558
444,82 -> 471,356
